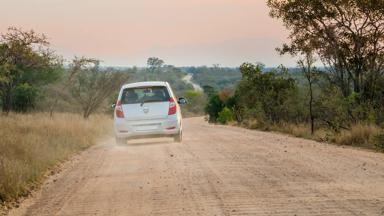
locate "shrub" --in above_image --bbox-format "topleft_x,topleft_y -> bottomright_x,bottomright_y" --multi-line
217,107 -> 234,124
205,94 -> 224,122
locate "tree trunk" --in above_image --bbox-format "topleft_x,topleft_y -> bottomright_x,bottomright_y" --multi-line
83,109 -> 90,119
83,105 -> 93,119
309,82 -> 315,135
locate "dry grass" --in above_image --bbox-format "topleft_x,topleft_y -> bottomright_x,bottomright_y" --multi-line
242,118 -> 269,130
273,123 -> 311,138
0,113 -> 112,203
271,123 -> 330,142
332,124 -> 381,148
241,120 -> 383,150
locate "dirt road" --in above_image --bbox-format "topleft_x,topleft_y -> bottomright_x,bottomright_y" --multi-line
182,74 -> 203,92
9,117 -> 384,216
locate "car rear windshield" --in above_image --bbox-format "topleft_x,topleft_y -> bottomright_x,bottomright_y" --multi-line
121,86 -> 171,104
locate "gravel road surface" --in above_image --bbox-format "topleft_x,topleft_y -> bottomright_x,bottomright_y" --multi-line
9,117 -> 384,216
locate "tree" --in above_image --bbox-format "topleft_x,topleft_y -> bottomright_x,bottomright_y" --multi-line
12,83 -> 38,112
68,57 -> 129,119
268,0 -> 384,103
202,85 -> 215,97
147,57 -> 164,73
236,63 -> 299,124
0,27 -> 62,112
298,53 -> 319,134
205,94 -> 224,123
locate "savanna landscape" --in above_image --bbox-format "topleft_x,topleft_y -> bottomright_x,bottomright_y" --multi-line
1,0 -> 384,215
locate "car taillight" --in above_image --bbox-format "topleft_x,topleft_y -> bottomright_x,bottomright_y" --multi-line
115,101 -> 124,118
168,98 -> 177,115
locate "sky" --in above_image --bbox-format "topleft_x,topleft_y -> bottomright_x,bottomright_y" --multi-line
1,0 -> 296,67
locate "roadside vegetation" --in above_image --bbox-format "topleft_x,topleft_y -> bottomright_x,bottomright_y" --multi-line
0,27 -> 205,207
205,0 -> 384,152
0,27 -> 121,207
0,113 -> 111,204
1,0 -> 384,207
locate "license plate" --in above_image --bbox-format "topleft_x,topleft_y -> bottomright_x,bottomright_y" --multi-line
134,124 -> 160,131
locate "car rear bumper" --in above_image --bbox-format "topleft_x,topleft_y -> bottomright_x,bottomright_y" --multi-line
114,116 -> 181,139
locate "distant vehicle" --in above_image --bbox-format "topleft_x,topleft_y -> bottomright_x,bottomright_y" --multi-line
113,81 -> 187,144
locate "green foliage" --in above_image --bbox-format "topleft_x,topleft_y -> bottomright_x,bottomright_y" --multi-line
147,57 -> 164,73
205,94 -> 224,123
202,85 -> 215,97
0,27 -> 63,113
268,0 -> 384,96
217,107 -> 234,124
236,63 -> 299,124
268,0 -> 384,127
204,64 -> 302,125
185,90 -> 201,98
314,86 -> 350,131
12,83 -> 38,112
183,66 -> 241,90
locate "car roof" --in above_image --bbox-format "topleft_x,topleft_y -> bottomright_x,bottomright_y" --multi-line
121,81 -> 169,89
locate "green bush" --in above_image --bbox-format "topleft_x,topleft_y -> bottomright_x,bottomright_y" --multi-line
205,94 -> 224,122
12,83 -> 38,112
217,107 -> 234,124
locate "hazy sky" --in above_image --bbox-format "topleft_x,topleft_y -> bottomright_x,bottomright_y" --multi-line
1,0 -> 296,67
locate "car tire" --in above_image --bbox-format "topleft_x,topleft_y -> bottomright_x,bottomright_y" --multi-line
173,131 -> 182,143
115,137 -> 126,145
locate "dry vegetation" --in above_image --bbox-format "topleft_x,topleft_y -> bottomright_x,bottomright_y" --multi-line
0,113 -> 112,204
241,118 -> 384,151
332,124 -> 382,149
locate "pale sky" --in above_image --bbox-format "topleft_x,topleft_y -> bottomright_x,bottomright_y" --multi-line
1,0 -> 296,67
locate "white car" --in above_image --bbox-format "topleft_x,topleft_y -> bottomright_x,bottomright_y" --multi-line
114,81 -> 186,144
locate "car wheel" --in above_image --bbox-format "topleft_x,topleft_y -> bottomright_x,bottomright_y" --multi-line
115,137 -> 126,145
173,131 -> 182,143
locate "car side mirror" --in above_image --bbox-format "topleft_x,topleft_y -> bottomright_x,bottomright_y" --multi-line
111,103 -> 116,109
177,97 -> 187,105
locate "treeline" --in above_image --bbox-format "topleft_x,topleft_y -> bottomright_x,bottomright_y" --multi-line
125,57 -> 194,96
100,57 -> 207,116
181,66 -> 241,90
0,28 -> 205,117
206,0 -> 384,151
0,27 -> 130,118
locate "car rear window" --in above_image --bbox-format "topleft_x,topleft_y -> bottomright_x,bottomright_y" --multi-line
121,86 -> 170,104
